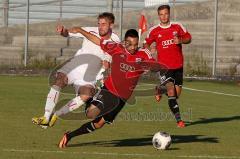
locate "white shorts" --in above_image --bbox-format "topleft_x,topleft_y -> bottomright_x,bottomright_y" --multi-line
57,56 -> 104,93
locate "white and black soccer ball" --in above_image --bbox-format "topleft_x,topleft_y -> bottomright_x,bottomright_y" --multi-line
152,131 -> 171,150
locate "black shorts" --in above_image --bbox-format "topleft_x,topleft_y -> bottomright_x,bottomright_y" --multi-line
158,67 -> 183,86
85,86 -> 126,124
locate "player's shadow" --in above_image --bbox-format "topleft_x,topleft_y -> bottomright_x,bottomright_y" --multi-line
172,135 -> 218,144
68,134 -> 218,148
188,115 -> 240,126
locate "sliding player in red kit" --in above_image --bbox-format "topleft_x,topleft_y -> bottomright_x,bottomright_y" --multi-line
144,4 -> 192,128
58,28 -> 163,148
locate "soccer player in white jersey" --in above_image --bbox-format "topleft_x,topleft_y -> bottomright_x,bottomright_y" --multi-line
32,12 -> 120,128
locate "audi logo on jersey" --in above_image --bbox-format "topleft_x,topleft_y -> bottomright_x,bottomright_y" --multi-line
120,63 -> 135,72
162,39 -> 174,48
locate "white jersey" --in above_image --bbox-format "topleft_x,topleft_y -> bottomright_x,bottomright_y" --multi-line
59,27 -> 120,90
69,27 -> 120,62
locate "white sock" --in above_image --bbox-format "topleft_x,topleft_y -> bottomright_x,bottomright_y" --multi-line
44,85 -> 60,122
55,96 -> 85,117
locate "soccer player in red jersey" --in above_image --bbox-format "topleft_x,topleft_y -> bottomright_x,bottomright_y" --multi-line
58,28 -> 161,148
144,4 -> 192,128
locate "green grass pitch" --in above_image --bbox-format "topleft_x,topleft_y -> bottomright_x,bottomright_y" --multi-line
0,75 -> 240,159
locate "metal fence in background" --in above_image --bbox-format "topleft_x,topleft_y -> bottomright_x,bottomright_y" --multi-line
0,0 -> 146,26
0,0 -> 205,26
0,0 -> 239,79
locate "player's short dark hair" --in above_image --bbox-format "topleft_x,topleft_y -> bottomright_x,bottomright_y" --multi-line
157,4 -> 170,13
98,12 -> 115,24
124,29 -> 139,39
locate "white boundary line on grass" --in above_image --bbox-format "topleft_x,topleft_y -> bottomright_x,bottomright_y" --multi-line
182,87 -> 240,98
138,83 -> 240,98
2,148 -> 240,159
178,155 -> 240,159
2,148 -> 160,158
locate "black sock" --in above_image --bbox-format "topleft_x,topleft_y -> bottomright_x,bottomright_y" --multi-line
68,121 -> 96,139
168,96 -> 181,122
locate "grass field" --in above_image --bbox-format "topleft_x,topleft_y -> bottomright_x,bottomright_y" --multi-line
0,75 -> 240,159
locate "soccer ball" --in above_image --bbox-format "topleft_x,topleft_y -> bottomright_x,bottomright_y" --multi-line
152,131 -> 171,150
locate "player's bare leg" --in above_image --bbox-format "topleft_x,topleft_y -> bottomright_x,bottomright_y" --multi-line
85,105 -> 101,119
155,85 -> 165,102
155,80 -> 171,102
175,85 -> 182,97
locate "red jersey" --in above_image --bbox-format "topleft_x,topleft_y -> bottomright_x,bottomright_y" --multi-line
145,22 -> 191,69
100,40 -> 154,100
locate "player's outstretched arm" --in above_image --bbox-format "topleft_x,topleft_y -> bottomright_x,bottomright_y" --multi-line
68,27 -> 100,46
140,60 -> 167,72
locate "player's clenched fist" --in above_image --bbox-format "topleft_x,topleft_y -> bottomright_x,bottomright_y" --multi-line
173,36 -> 182,45
56,25 -> 69,37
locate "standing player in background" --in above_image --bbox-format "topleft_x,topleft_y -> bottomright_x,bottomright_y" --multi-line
32,12 -> 120,128
144,4 -> 192,128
